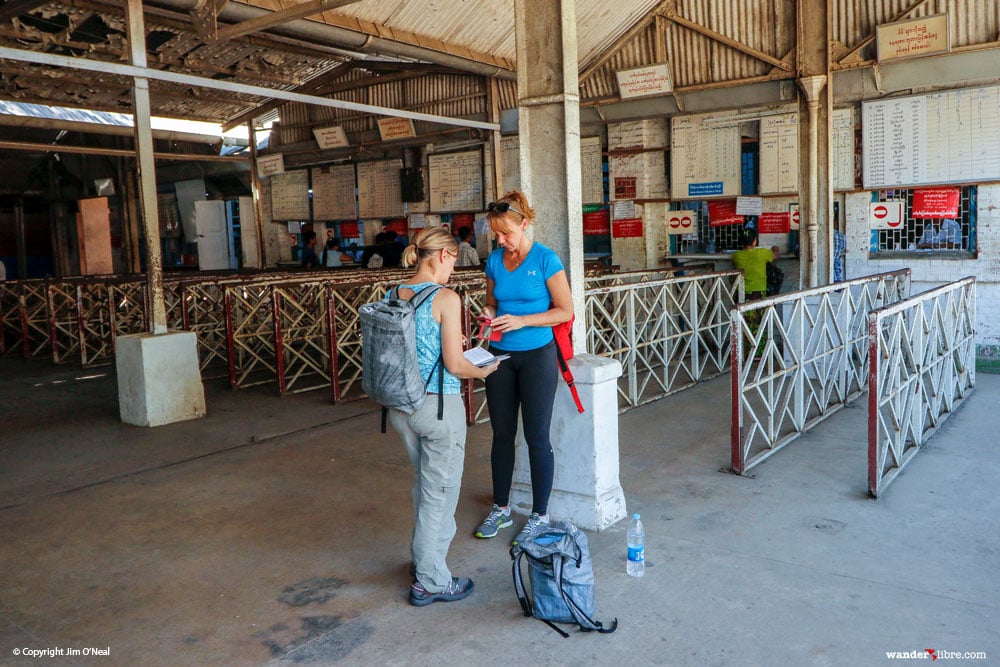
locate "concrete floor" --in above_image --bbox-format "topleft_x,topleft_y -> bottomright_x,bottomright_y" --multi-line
1,356 -> 997,666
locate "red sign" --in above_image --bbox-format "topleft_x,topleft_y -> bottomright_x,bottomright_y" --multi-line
582,210 -> 610,236
758,212 -> 790,234
384,218 -> 408,235
707,199 -> 743,227
790,208 -> 800,230
911,188 -> 960,218
450,212 -> 475,234
666,211 -> 696,235
612,218 -> 644,238
339,221 -> 359,237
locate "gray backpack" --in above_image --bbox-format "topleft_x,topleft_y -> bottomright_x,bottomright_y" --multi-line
511,520 -> 618,637
360,284 -> 443,431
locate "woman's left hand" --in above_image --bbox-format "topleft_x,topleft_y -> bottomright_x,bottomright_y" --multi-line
490,314 -> 523,332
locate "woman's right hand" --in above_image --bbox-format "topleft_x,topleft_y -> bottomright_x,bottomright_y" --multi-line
479,360 -> 500,379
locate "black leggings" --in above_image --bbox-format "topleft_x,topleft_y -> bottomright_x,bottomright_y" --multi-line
484,341 -> 558,515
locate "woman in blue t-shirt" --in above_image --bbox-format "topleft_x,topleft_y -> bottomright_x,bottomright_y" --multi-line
473,190 -> 574,546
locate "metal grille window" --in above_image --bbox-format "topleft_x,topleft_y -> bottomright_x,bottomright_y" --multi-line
870,186 -> 977,257
668,202 -> 746,254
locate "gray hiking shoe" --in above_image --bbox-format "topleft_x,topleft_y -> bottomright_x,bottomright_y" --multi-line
511,512 -> 549,546
475,504 -> 513,539
409,577 -> 474,606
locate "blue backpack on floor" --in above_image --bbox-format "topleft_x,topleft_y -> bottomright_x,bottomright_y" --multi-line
510,520 -> 618,637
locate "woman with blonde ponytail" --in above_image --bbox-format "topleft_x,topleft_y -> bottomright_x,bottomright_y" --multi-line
390,225 -> 499,607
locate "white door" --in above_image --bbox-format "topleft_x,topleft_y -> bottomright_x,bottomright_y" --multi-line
194,200 -> 230,270
237,196 -> 260,269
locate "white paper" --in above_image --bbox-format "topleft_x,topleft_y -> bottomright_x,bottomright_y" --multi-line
463,348 -> 509,367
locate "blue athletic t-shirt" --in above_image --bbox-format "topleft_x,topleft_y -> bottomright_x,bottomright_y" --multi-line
484,242 -> 564,352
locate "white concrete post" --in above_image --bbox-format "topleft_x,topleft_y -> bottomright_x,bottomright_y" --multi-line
511,354 -> 627,531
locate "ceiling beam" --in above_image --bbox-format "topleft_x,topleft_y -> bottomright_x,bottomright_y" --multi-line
663,7 -> 793,72
190,0 -> 229,39
0,138 -> 247,162
0,0 -> 49,21
212,0 -> 365,42
0,45 -> 500,132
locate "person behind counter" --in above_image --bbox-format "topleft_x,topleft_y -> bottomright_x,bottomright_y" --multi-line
474,190 -> 574,547
455,226 -> 479,267
301,230 -> 320,269
388,225 -> 500,607
731,229 -> 778,300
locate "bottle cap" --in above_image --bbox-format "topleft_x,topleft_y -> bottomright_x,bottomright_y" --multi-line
632,513 -> 640,519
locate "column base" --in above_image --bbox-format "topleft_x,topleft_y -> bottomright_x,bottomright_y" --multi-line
116,331 -> 206,427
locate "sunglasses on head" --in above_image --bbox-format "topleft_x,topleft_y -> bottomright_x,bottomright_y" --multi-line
486,201 -> 525,218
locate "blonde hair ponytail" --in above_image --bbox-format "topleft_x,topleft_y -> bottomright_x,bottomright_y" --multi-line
402,226 -> 458,268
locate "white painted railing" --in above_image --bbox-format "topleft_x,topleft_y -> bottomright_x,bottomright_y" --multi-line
867,277 -> 976,498
586,270 -> 743,411
730,270 -> 911,474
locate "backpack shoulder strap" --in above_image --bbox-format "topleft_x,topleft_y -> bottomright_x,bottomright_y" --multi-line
555,345 -> 585,414
409,284 -> 442,309
551,554 -> 618,634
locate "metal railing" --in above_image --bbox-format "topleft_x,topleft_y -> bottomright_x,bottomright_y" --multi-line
587,270 -> 742,411
730,270 -> 911,475
867,277 -> 976,498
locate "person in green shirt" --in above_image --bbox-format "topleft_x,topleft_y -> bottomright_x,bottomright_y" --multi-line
731,229 -> 777,299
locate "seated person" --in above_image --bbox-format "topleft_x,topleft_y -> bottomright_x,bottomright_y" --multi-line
455,226 -> 480,267
322,238 -> 342,268
917,218 -> 961,249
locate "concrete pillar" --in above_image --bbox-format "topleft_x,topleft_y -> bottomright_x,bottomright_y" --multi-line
607,119 -> 669,270
514,0 -> 585,346
511,355 -> 627,531
510,0 -> 626,530
797,0 -> 833,287
117,0 -> 205,427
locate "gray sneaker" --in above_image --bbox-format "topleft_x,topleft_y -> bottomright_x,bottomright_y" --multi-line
409,577 -> 474,606
511,512 -> 549,546
475,504 -> 514,538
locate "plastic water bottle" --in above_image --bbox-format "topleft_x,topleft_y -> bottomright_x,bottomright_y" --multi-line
627,513 -> 645,577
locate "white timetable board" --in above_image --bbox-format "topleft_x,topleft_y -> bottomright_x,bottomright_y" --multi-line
499,136 -> 520,194
429,150 -> 484,212
270,170 -> 310,220
863,84 -> 1000,189
759,113 -> 799,194
580,136 -> 604,204
832,108 -> 856,191
357,159 -> 405,219
670,113 -> 741,199
311,165 -> 357,220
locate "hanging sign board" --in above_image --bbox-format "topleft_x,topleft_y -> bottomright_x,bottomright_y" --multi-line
377,117 -> 416,141
257,153 -> 285,177
615,63 -> 673,99
707,199 -> 743,227
667,210 -> 697,235
612,218 -> 644,238
339,221 -> 359,237
877,14 -> 950,62
758,212 -> 790,234
735,196 -> 763,217
313,125 -> 350,149
869,201 -> 905,229
911,187 -> 961,218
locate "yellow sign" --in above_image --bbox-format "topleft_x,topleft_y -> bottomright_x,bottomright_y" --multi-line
877,14 -> 949,62
377,117 -> 416,141
615,63 -> 672,99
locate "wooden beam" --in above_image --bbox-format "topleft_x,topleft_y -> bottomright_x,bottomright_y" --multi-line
0,0 -> 49,21
191,0 -> 229,39
212,0 -> 365,41
0,140 -> 248,161
663,7 -> 793,72
835,0 -> 930,66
